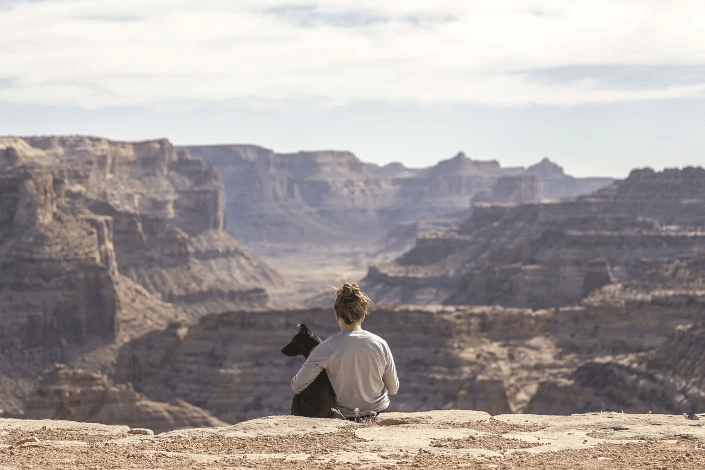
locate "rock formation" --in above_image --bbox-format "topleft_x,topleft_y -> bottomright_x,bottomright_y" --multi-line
0,136 -> 284,422
525,157 -> 613,201
527,309 -> 705,416
364,167 -> 705,308
472,175 -> 542,205
180,145 -> 613,243
0,162 -> 119,348
0,136 -> 280,351
22,364 -> 227,433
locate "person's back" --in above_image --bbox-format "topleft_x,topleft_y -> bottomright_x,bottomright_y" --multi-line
291,282 -> 399,419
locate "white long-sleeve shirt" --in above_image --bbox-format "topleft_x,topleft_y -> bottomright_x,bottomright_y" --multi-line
291,329 -> 399,418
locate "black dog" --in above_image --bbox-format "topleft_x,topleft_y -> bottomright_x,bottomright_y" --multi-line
281,324 -> 335,418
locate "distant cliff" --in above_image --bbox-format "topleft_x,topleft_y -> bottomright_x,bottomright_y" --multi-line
180,146 -> 613,243
363,166 -> 705,308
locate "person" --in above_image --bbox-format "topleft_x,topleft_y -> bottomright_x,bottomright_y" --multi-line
291,282 -> 399,421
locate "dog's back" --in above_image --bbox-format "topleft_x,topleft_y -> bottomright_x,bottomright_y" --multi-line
281,324 -> 336,418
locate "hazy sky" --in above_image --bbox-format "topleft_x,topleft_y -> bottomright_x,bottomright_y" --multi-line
1,0 -> 704,177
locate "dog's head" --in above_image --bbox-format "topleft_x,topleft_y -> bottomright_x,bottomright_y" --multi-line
281,323 -> 322,358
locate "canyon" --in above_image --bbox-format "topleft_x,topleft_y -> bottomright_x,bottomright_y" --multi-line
1,134 -> 704,436
364,167 -> 705,308
0,136 -> 282,422
181,145 -> 612,244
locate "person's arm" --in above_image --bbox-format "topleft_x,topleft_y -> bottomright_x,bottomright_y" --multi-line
291,347 -> 328,394
383,343 -> 399,395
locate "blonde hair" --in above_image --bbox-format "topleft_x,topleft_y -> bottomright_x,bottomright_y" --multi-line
333,282 -> 373,325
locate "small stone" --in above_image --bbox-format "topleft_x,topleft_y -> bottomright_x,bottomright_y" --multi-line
683,413 -> 689,420
128,428 -> 154,436
15,437 -> 40,445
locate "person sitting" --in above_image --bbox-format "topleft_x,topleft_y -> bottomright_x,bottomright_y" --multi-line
291,282 -> 399,421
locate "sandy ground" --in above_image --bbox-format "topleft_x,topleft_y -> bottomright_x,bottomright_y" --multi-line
2,410 -> 705,469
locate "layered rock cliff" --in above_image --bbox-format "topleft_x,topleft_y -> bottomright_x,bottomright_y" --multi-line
22,364 -> 227,433
180,145 -> 613,243
364,167 -> 705,308
0,136 -> 280,351
0,136 -> 284,422
526,298 -> 705,416
0,161 -> 119,348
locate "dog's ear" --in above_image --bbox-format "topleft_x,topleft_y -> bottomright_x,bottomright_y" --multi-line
298,323 -> 309,333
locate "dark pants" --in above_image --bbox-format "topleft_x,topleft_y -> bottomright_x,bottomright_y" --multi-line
345,406 -> 390,423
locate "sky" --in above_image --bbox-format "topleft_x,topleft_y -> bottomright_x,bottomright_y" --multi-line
1,0 -> 704,178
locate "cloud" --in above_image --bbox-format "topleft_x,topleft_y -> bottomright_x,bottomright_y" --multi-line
517,64 -> 705,90
1,0 -> 705,108
0,77 -> 17,89
266,4 -> 390,28
265,3 -> 457,28
76,14 -> 143,22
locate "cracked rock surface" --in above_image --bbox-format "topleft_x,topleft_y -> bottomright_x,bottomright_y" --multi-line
2,410 -> 705,469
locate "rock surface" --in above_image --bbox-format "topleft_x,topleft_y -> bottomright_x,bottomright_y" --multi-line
1,411 -> 704,469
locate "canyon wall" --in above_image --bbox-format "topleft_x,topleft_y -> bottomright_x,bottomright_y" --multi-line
110,286 -> 705,424
181,146 -> 613,243
0,136 -> 282,350
364,167 -> 705,308
0,163 -> 118,348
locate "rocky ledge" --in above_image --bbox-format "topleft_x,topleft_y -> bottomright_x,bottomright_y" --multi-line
1,410 -> 704,469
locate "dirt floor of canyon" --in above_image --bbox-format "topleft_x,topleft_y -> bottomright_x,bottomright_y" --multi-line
2,411 -> 705,469
248,242 -> 393,308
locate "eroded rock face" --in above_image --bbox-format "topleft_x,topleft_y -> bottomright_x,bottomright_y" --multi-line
526,315 -> 705,416
181,145 -> 613,243
0,165 -> 118,348
364,167 -> 705,308
23,364 -> 227,433
0,136 -> 281,351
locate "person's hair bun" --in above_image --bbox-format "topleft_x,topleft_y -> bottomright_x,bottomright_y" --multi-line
340,282 -> 360,299
333,282 -> 373,325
